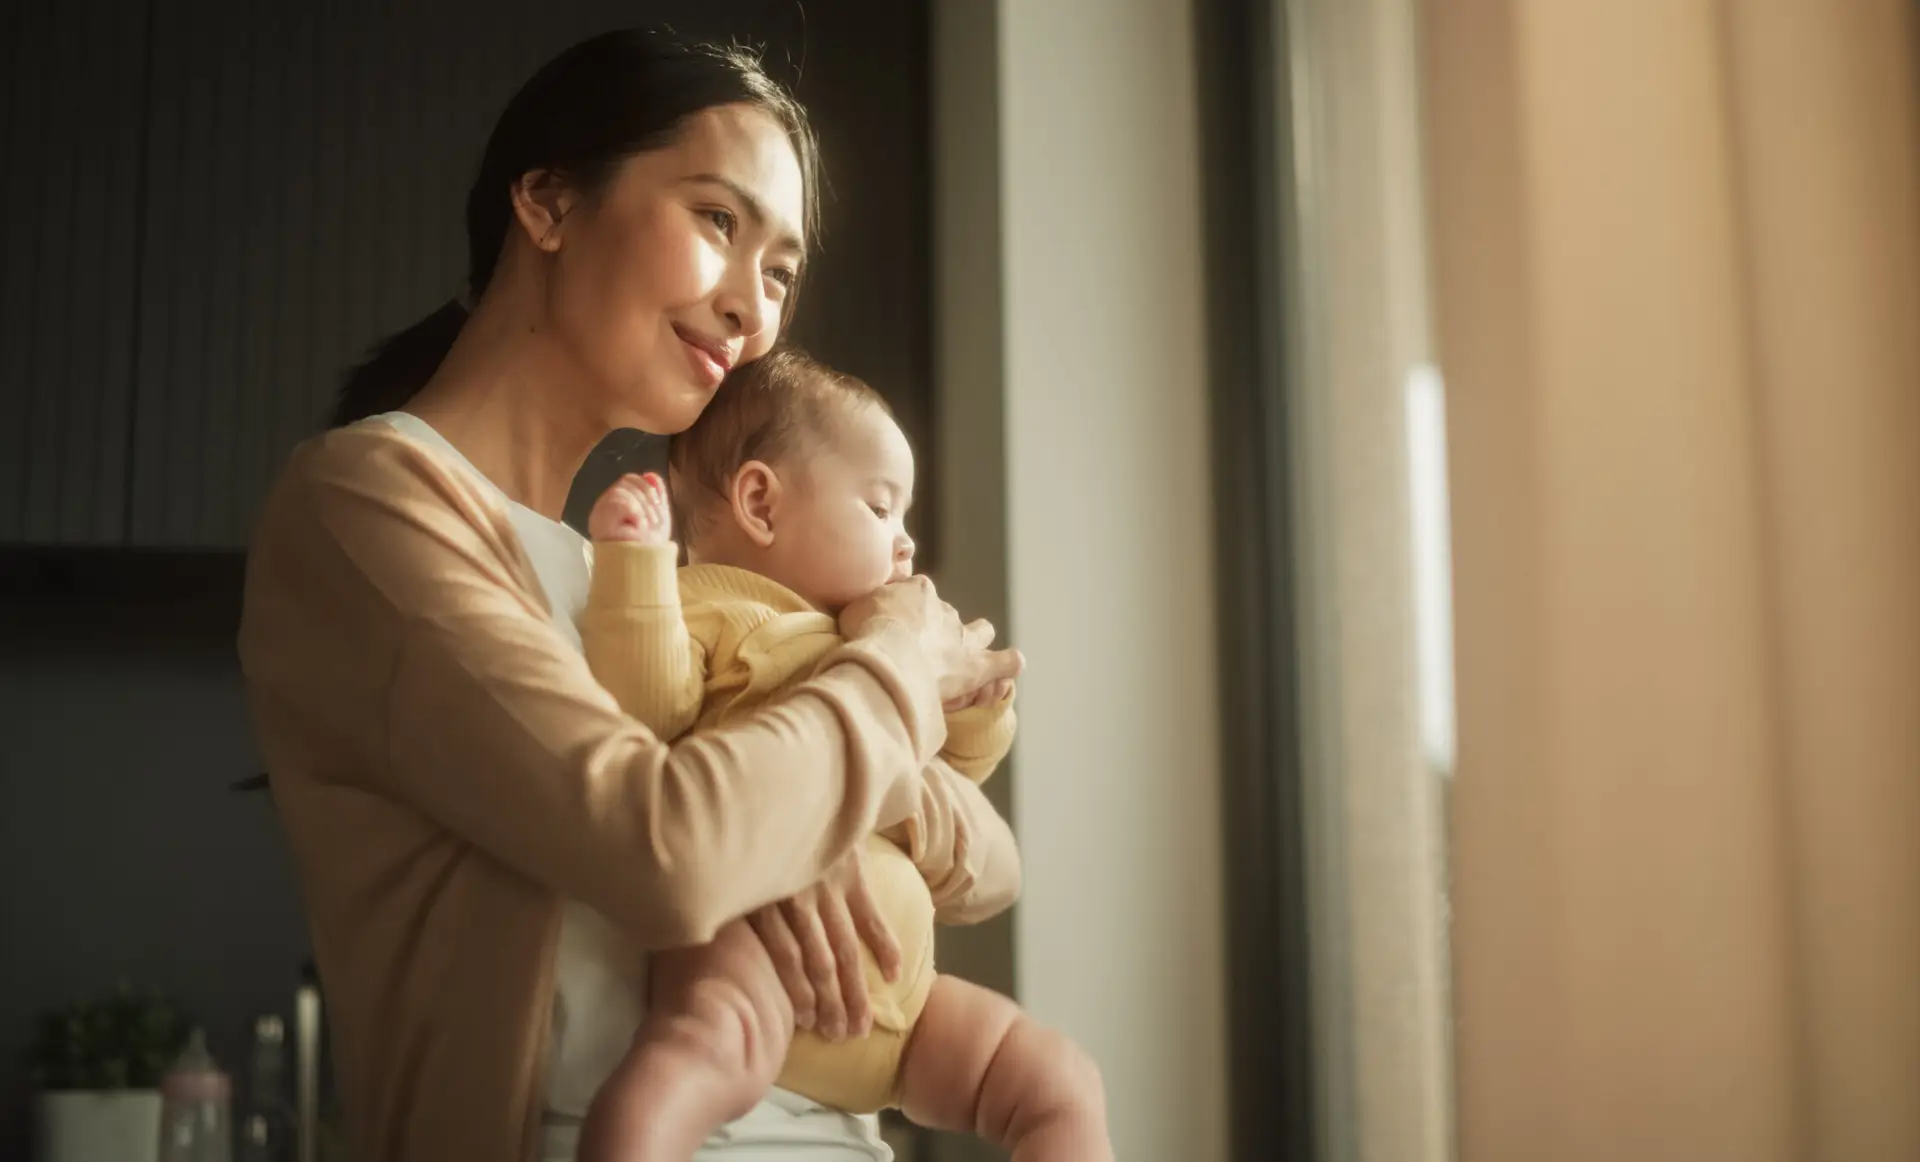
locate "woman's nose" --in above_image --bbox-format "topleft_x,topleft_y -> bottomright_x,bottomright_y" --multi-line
713,294 -> 749,338
714,272 -> 772,340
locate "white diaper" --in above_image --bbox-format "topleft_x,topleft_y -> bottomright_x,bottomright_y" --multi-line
539,1088 -> 890,1162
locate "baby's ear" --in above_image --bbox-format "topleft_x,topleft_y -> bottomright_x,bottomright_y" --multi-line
729,460 -> 783,548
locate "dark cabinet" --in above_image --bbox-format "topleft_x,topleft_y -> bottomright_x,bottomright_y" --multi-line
2,0 -> 931,550
127,0 -> 478,546
0,1 -> 148,545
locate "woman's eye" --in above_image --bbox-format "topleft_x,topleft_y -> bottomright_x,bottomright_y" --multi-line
702,207 -> 737,238
868,503 -> 891,520
766,266 -> 797,289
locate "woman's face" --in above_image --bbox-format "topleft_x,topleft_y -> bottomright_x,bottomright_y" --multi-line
543,104 -> 807,435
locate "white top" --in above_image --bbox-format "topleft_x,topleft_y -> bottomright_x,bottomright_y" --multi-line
373,413 -> 890,1162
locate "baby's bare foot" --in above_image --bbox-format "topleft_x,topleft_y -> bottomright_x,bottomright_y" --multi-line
590,472 -> 673,546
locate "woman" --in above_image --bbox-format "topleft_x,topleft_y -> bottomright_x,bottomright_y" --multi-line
238,29 -> 1023,1162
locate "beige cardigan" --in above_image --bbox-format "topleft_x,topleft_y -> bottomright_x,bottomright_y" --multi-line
238,424 -> 1012,1162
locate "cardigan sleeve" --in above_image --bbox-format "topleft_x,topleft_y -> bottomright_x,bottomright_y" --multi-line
254,429 -> 950,948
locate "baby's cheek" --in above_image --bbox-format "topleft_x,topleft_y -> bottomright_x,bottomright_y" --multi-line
806,547 -> 881,609
853,542 -> 901,595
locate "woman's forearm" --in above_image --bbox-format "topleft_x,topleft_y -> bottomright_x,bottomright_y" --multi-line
386,617 -> 954,948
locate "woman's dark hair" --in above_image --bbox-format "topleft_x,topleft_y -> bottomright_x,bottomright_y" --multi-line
331,29 -> 819,427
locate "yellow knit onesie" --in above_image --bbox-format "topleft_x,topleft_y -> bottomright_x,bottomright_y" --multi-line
580,542 -> 1016,1113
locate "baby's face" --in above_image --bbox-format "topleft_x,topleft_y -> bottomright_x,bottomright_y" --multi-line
767,402 -> 917,614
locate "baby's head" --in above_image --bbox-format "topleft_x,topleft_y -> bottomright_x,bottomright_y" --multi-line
667,348 -> 916,614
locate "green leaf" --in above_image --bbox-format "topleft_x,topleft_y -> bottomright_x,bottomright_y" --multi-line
24,984 -> 193,1092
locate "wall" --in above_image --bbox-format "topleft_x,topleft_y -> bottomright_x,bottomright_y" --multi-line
931,2 -> 1230,1159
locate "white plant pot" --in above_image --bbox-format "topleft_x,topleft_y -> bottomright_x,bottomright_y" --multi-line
34,1090 -> 163,1162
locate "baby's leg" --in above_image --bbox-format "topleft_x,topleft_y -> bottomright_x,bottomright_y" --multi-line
898,976 -> 1112,1162
577,920 -> 791,1162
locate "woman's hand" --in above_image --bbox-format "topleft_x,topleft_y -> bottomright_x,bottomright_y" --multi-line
841,576 -> 1025,706
748,844 -> 901,1041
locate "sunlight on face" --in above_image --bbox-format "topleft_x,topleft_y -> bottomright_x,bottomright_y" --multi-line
547,105 -> 807,435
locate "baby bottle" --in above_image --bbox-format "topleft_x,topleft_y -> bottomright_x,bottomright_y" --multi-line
158,1028 -> 232,1162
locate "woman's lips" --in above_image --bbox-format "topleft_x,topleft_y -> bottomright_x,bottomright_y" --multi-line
673,325 -> 731,389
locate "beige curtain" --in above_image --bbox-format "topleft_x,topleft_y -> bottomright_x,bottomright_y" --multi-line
1424,2 -> 1920,1161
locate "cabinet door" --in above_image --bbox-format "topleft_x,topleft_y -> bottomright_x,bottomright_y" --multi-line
127,0 -> 477,546
0,0 -> 149,544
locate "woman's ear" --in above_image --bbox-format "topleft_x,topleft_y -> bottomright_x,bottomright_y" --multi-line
509,170 -> 578,253
729,461 -> 783,548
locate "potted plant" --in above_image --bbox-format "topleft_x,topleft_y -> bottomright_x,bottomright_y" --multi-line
26,984 -> 193,1162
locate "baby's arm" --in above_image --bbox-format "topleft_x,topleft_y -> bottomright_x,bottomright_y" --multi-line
579,473 -> 707,740
882,757 -> 1023,925
892,676 -> 1021,920
940,688 -> 1017,784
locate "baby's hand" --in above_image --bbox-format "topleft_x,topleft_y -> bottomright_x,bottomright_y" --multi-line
975,677 -> 1016,707
945,675 -> 1017,713
588,472 -> 672,546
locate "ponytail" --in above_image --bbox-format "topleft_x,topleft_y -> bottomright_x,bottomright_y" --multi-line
330,300 -> 469,427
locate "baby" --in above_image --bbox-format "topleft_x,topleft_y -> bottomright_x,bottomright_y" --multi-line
573,350 -> 1111,1161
